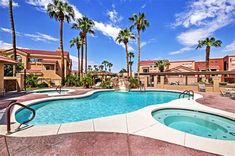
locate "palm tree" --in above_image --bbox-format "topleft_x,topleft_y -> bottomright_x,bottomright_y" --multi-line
47,0 -> 75,85
128,52 -> 135,77
155,60 -> 170,72
129,12 -> 149,79
196,37 -> 222,71
116,28 -> 135,77
99,65 -> 104,71
88,65 -> 92,72
93,65 -> 98,72
72,16 -> 95,74
102,60 -> 109,71
107,62 -> 113,72
70,36 -> 83,76
9,0 -> 17,76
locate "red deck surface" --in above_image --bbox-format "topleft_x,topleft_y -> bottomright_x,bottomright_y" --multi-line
0,132 -> 216,156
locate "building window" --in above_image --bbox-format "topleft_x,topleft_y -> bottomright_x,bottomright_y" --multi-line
28,58 -> 42,62
143,68 -> 149,73
44,64 -> 54,70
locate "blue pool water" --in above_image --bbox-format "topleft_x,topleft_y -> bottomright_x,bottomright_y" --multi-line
16,91 -> 180,125
152,109 -> 235,140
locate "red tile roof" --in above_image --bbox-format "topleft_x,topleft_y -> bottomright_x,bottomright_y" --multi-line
19,49 -> 69,57
165,65 -> 195,72
139,60 -> 157,65
42,59 -> 58,64
0,55 -> 17,64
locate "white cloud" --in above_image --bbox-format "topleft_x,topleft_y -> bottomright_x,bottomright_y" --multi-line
1,27 -> 21,36
26,0 -> 133,50
169,47 -> 193,55
1,27 -> 58,42
106,5 -> 123,24
173,0 -> 235,28
224,40 -> 235,52
0,0 -> 19,7
171,0 -> 235,55
25,0 -> 82,18
24,32 -> 58,42
25,0 -> 52,10
0,40 -> 27,49
141,4 -> 146,9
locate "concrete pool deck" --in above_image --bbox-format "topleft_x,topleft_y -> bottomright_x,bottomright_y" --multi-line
0,88 -> 235,155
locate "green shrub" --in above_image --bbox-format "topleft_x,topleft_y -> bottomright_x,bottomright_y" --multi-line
82,74 -> 93,88
100,80 -> 111,89
65,74 -> 81,86
129,77 -> 139,88
26,74 -> 39,88
37,82 -> 49,88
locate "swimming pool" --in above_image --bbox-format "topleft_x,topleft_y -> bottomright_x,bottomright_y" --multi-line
16,91 -> 180,125
152,109 -> 235,140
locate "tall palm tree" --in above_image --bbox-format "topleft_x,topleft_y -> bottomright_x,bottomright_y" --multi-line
116,28 -> 135,78
70,36 -> 83,76
9,0 -> 17,76
72,16 -> 95,74
88,65 -> 92,72
93,65 -> 98,72
107,62 -> 113,72
47,0 -> 75,85
129,12 -> 149,78
196,37 -> 222,71
155,60 -> 170,72
99,65 -> 104,71
102,60 -> 109,71
128,52 -> 135,77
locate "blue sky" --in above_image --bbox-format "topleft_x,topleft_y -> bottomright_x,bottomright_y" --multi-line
0,0 -> 235,72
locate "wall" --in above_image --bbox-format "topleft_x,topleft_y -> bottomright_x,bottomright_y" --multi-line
195,58 -> 224,71
0,63 -> 4,92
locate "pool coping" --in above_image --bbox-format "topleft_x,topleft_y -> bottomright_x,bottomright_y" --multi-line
30,88 -> 75,96
1,89 -> 235,155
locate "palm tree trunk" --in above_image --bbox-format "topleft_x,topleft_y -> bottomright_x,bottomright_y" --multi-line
9,0 -> 17,76
80,38 -> 84,80
129,56 -> 132,77
137,30 -> 140,79
85,35 -> 87,74
125,43 -> 129,78
206,46 -> 210,71
76,44 -> 80,75
59,20 -> 65,86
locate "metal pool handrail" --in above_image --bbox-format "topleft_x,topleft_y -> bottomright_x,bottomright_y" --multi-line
179,90 -> 194,100
56,85 -> 62,94
6,102 -> 36,134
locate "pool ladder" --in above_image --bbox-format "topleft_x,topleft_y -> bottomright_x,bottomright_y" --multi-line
56,85 -> 62,94
6,102 -> 36,134
179,90 -> 194,100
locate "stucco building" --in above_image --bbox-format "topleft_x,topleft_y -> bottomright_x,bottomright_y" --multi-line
1,48 -> 72,86
140,55 -> 235,86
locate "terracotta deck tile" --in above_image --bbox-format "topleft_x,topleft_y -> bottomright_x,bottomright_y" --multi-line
5,132 -> 216,156
0,136 -> 9,156
197,93 -> 235,113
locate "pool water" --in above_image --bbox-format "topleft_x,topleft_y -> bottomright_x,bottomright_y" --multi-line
16,91 -> 180,125
152,109 -> 235,140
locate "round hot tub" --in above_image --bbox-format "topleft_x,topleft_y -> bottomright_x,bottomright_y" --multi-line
152,109 -> 235,140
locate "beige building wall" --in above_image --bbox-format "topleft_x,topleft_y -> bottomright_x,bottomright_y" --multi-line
2,49 -> 71,86
228,56 -> 235,71
169,61 -> 195,69
0,63 -> 4,92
